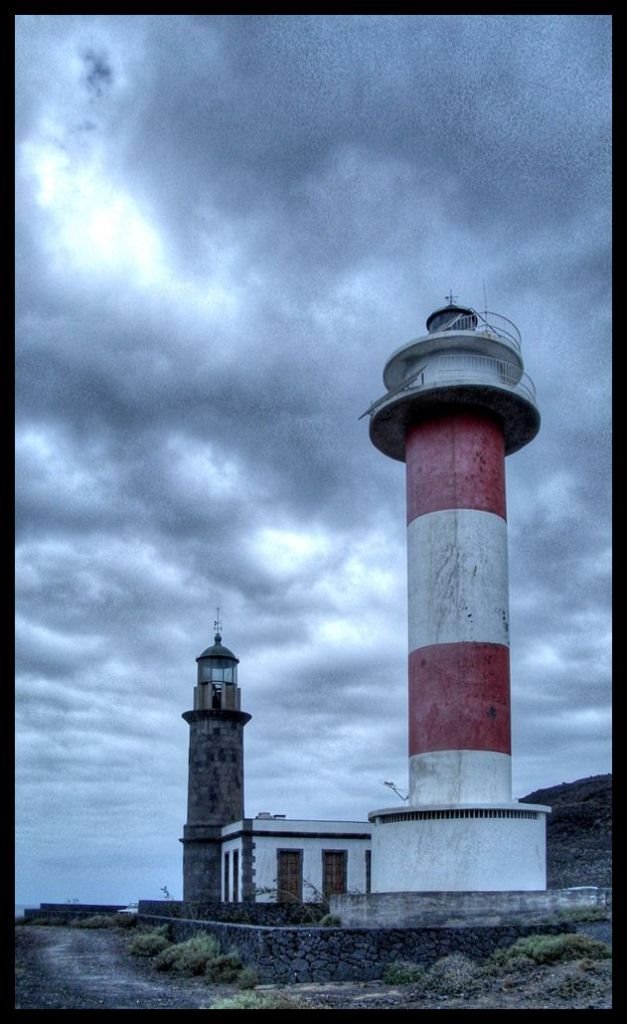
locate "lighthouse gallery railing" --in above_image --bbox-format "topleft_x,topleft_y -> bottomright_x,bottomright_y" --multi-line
360,352 -> 537,420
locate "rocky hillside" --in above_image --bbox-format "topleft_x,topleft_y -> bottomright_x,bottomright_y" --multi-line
520,774 -> 612,889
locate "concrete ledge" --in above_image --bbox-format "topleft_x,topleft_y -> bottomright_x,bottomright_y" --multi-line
331,888 -> 612,928
23,903 -> 125,921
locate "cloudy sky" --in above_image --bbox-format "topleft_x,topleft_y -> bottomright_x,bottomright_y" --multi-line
15,15 -> 611,906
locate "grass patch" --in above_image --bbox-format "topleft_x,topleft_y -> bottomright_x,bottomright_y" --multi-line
114,912 -> 138,929
72,914 -> 117,928
19,916 -> 69,926
549,959 -> 612,1001
382,953 -> 480,995
208,992 -> 308,1010
153,933 -> 222,975
151,932 -> 258,987
235,966 -> 259,990
382,960 -> 426,985
128,925 -> 172,958
318,914 -> 342,927
553,971 -> 599,1000
556,906 -> 610,923
426,953 -> 482,995
489,932 -> 611,968
204,952 -> 243,983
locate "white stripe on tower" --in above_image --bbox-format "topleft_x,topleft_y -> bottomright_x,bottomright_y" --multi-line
407,510 -> 509,650
406,409 -> 513,806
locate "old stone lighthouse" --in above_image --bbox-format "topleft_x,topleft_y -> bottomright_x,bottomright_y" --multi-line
181,626 -> 371,903
181,629 -> 250,901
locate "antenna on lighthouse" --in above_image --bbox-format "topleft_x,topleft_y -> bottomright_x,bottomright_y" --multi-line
445,290 -> 457,306
214,607 -> 222,641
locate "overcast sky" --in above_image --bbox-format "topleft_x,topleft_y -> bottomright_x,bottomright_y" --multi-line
15,15 -> 611,906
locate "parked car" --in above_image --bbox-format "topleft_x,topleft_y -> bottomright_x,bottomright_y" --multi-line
117,902 -> 139,914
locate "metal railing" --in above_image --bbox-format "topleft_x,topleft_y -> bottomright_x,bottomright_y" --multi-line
423,353 -> 536,401
440,308 -> 521,350
360,352 -> 536,419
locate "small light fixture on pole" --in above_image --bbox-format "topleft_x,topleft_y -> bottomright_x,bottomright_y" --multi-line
382,780 -> 408,802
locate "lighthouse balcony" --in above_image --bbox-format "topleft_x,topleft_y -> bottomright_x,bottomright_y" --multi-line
411,352 -> 536,403
367,351 -> 537,416
367,351 -> 540,459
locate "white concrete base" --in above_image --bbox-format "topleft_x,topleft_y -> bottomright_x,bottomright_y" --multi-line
409,750 -> 512,804
368,803 -> 549,892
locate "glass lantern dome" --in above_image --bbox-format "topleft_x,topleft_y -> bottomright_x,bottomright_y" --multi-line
194,631 -> 242,711
196,632 -> 239,686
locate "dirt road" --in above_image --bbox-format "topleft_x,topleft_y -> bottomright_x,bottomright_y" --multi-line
15,926 -> 219,1009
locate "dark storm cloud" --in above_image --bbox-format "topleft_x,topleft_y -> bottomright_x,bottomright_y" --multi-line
121,14 -> 609,273
83,49 -> 113,97
14,276 -> 394,556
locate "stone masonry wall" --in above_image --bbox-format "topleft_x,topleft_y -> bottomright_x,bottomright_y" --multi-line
137,913 -> 571,983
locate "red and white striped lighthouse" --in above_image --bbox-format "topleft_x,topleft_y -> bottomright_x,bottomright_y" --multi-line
365,299 -> 549,892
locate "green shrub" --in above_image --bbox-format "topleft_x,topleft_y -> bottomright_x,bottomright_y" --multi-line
554,971 -> 599,1000
153,933 -> 221,975
235,966 -> 259,990
426,953 -> 482,995
128,926 -> 172,958
556,906 -> 610,923
382,960 -> 426,985
485,953 -> 535,974
22,916 -> 68,926
318,914 -> 342,927
489,933 -> 612,968
577,957 -> 601,972
73,914 -> 116,928
209,992 -> 307,1010
204,951 -> 243,983
114,912 -> 138,929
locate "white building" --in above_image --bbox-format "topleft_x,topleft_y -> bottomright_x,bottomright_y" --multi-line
221,816 -> 372,903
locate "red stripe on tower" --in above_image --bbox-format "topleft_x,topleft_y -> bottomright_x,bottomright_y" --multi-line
406,410 -> 507,523
408,642 -> 511,755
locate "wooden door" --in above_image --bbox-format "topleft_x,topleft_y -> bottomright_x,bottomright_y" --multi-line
277,850 -> 302,902
323,850 -> 347,898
